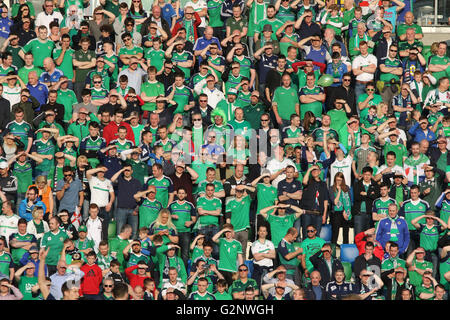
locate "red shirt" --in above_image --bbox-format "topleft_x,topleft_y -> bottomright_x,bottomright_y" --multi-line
102,121 -> 135,145
125,265 -> 151,289
80,263 -> 103,295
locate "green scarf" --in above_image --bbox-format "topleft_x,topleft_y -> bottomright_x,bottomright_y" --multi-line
389,215 -> 399,242
183,19 -> 195,43
355,33 -> 368,48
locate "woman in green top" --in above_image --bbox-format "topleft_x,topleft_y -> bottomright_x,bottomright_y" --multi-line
329,172 -> 351,245
128,0 -> 148,33
26,207 -> 49,247
149,209 -> 178,245
302,111 -> 321,136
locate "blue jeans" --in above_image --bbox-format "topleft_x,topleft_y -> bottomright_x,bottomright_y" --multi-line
198,225 -> 219,258
353,214 -> 370,237
301,214 -> 322,240
116,208 -> 138,239
354,82 -> 366,112
178,232 -> 191,267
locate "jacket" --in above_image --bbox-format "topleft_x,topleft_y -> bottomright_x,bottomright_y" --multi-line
80,263 -> 103,295
325,281 -> 354,300
18,198 -> 47,221
102,121 -> 135,145
388,183 -> 409,204
375,216 -> 410,254
353,254 -> 381,280
0,97 -> 10,131
140,15 -> 171,40
26,219 -> 49,243
352,179 -> 379,216
304,283 -> 327,300
309,251 -> 344,287
19,254 -> 48,277
125,264 -> 149,289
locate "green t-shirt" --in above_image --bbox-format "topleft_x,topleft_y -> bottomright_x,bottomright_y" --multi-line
255,18 -> 284,40
52,47 -> 75,80
408,257 -> 433,287
273,86 -> 299,121
145,48 -> 165,72
256,184 -> 277,216
57,89 -> 78,122
301,237 -> 326,272
32,139 -> 56,173
169,200 -> 195,233
40,230 -> 69,266
383,143 -> 407,167
146,176 -> 173,208
19,276 -> 40,300
73,49 -> 95,82
218,238 -> 242,272
299,85 -> 324,119
172,51 -> 194,80
381,256 -> 406,272
140,81 -> 165,111
226,195 -> 251,232
207,0 -> 224,27
266,214 -> 296,248
379,57 -> 402,83
22,39 -> 55,68
402,199 -> 429,230
109,236 -> 131,272
10,232 -> 36,264
196,196 -> 222,227
18,66 -> 43,84
12,161 -> 33,194
214,290 -> 232,300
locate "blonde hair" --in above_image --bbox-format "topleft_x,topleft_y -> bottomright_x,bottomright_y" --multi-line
376,102 -> 388,118
77,155 -> 88,165
32,206 -> 44,219
153,208 -> 177,231
35,175 -> 47,185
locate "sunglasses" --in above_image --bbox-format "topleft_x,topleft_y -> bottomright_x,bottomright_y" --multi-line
94,81 -> 102,84
64,174 -> 72,177
199,100 -> 207,102
148,191 -> 155,194
261,119 -> 269,122
343,78 -> 351,81
390,49 -> 398,52
193,119 -> 202,121
126,24 -> 133,27
306,230 -> 316,233
104,284 -> 113,288
239,269 -> 248,272
276,286 -> 285,290
185,12 -> 194,14
366,88 -> 375,91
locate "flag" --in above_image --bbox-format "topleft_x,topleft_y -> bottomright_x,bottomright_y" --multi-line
71,207 -> 82,230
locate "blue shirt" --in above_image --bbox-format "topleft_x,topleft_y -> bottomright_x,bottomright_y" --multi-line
161,3 -> 177,28
193,36 -> 222,63
408,123 -> 437,144
27,82 -> 48,110
258,54 -> 278,85
0,17 -> 12,39
277,178 -> 302,208
55,178 -> 83,212
116,175 -> 142,209
39,68 -> 64,85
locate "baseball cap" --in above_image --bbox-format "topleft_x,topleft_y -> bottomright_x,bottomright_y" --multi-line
79,225 -> 87,232
337,143 -> 348,155
29,246 -> 39,253
0,161 -> 8,169
228,88 -> 238,96
262,24 -> 272,32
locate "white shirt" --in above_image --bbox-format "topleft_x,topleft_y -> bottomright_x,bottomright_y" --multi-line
352,54 -> 377,82
194,78 -> 225,109
86,217 -> 103,251
251,239 -> 275,267
88,176 -> 114,208
330,155 -> 353,186
377,164 -> 405,184
185,0 -> 208,27
0,214 -> 19,246
383,129 -> 407,145
3,85 -> 21,108
35,11 -> 64,35
266,157 -> 297,188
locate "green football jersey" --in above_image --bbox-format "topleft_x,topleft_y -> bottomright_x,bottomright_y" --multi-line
299,86 -> 324,119
139,198 -> 163,228
10,232 -> 36,264
146,176 -> 173,208
140,81 -> 165,111
12,161 -> 33,194
266,214 -> 296,248
218,238 -> 242,272
273,86 -> 299,120
172,51 -> 194,80
145,48 -> 165,72
207,0 -> 224,27
22,39 -> 55,68
171,85 -> 193,114
401,199 -> 429,230
57,89 -> 78,122
5,120 -> 32,148
41,230 -> 69,266
52,47 -> 75,80
196,196 -> 222,227
31,139 -> 56,173
226,195 -> 251,232
169,200 -> 195,233
256,184 -> 277,215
